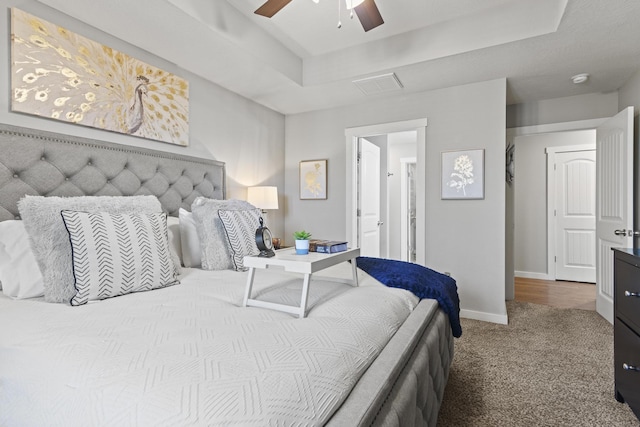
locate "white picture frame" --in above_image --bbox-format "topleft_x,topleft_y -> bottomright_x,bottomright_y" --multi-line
299,159 -> 327,200
441,149 -> 485,200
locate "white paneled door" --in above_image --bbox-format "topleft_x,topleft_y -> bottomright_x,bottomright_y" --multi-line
596,107 -> 634,324
555,150 -> 596,283
358,138 -> 381,257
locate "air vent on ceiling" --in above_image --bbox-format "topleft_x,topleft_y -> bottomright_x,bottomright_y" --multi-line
353,73 -> 404,96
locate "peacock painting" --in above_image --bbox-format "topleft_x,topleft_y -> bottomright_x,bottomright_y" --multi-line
10,8 -> 189,147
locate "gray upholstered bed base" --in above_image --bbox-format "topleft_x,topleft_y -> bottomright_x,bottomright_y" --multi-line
0,123 -> 225,221
0,123 -> 453,426
327,300 -> 453,427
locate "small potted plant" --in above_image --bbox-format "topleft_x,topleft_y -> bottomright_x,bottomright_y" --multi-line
293,230 -> 312,255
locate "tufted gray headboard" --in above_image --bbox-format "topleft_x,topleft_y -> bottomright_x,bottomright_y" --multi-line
0,123 -> 225,221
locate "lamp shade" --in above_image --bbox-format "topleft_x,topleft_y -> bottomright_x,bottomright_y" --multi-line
247,186 -> 279,210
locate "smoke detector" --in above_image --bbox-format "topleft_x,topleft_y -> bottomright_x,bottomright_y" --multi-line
571,73 -> 589,84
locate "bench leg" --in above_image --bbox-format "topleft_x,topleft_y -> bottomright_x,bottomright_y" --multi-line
351,258 -> 359,287
243,267 -> 256,307
299,273 -> 312,318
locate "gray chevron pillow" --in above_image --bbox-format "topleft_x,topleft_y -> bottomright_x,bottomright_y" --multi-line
61,210 -> 180,305
218,209 -> 261,271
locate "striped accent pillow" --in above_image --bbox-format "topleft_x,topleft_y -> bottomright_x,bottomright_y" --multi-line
218,209 -> 261,271
61,210 -> 180,306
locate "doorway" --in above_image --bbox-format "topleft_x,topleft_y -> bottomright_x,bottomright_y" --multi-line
356,132 -> 417,259
507,108 -> 635,323
345,119 -> 428,265
506,119 -> 605,301
512,129 -> 596,282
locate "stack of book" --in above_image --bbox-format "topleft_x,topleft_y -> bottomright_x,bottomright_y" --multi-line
308,240 -> 348,253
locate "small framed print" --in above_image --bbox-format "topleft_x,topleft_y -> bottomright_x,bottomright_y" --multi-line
299,159 -> 327,200
441,149 -> 485,200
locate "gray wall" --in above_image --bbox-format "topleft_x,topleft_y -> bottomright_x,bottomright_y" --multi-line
619,69 -> 640,115
505,168 -> 514,300
507,93 -> 619,128
618,69 -> 640,234
0,1 -> 286,238
513,130 -> 595,278
285,79 -> 508,322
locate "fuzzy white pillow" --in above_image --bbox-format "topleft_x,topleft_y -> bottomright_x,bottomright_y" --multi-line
0,220 -> 44,299
191,198 -> 255,270
18,195 -> 163,303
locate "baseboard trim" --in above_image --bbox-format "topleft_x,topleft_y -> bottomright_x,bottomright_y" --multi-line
460,309 -> 508,325
515,270 -> 552,280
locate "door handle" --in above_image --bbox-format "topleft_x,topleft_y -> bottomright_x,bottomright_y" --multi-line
614,229 -> 628,236
377,221 -> 384,227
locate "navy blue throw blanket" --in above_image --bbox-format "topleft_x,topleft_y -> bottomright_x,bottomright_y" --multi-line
356,257 -> 462,338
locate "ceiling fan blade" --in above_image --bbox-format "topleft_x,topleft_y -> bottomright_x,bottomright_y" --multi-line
354,0 -> 384,32
255,0 -> 294,18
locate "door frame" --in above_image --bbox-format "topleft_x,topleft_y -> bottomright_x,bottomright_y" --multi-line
506,118 -> 606,300
345,118 -> 428,265
546,144 -> 596,281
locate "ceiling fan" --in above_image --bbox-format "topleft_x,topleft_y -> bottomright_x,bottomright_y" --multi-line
254,0 -> 384,32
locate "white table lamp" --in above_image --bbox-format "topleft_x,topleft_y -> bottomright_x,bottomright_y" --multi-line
247,186 -> 279,213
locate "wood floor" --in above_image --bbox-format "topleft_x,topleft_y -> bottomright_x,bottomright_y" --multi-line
514,277 -> 596,311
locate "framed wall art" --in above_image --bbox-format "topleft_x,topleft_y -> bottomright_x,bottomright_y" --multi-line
299,159 -> 327,200
441,149 -> 485,200
10,8 -> 189,147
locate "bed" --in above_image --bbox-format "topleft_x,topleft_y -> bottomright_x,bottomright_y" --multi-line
0,123 -> 455,426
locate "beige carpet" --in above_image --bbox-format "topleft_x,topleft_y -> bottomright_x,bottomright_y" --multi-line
437,301 -> 639,426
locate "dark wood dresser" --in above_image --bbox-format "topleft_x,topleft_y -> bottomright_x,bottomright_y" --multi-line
613,248 -> 640,419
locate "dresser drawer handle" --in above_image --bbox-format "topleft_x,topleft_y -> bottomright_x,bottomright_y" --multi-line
623,363 -> 640,372
624,290 -> 640,297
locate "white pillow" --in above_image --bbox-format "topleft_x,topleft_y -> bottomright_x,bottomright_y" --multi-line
0,220 -> 44,299
61,210 -> 180,305
179,208 -> 201,268
166,215 -> 183,268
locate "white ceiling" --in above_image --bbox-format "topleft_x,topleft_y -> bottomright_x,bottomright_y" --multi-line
229,0 -> 519,58
36,0 -> 640,115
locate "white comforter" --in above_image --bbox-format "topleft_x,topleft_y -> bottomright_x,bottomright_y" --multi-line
0,263 -> 418,426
